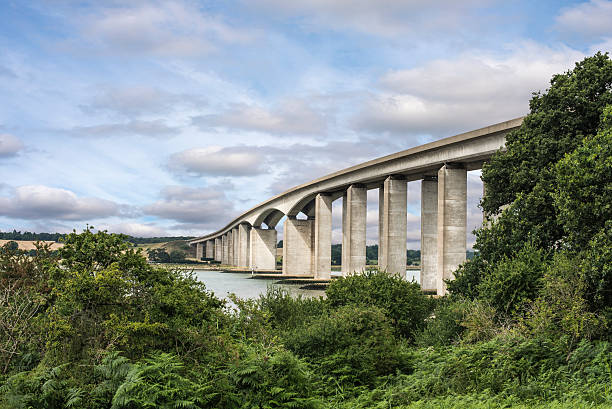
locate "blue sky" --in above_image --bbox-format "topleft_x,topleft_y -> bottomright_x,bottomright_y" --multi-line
0,0 -> 610,247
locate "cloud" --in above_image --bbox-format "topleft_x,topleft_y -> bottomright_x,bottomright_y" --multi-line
0,134 -> 24,158
143,185 -> 237,226
75,0 -> 254,57
169,146 -> 268,176
99,222 -> 169,237
354,43 -> 583,137
0,185 -> 121,220
70,120 -> 179,138
555,0 -> 612,41
247,0 -> 494,37
193,99 -> 327,136
81,86 -> 206,117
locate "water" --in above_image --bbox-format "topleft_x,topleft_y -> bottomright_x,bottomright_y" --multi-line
193,269 -> 421,302
193,270 -> 326,301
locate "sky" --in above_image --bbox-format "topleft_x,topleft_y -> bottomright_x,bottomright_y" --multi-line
0,0 -> 610,248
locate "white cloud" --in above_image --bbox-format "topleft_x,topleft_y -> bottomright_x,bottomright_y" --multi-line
169,146 -> 268,176
70,120 -> 179,138
355,43 -> 584,137
143,185 -> 237,226
556,0 -> 612,41
77,0 -> 254,57
0,185 -> 121,220
247,0 -> 494,38
193,99 -> 327,136
0,134 -> 24,158
81,86 -> 206,117
99,222 -> 169,237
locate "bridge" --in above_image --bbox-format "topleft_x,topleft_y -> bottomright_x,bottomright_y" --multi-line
189,117 -> 523,295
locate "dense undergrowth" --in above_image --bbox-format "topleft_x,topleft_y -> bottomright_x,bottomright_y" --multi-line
1,53 -> 611,409
0,234 -> 611,408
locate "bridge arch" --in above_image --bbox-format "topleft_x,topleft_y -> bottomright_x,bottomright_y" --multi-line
253,208 -> 285,228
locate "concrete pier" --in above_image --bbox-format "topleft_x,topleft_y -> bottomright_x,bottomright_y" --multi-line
342,184 -> 367,275
437,164 -> 467,295
232,227 -> 239,265
378,186 -> 385,268
222,234 -> 229,265
237,224 -> 250,268
196,242 -> 203,260
228,230 -> 234,266
282,217 -> 314,276
380,176 -> 407,276
313,193 -> 332,279
215,237 -> 222,262
421,176 -> 438,291
250,227 -> 277,271
205,240 -> 214,259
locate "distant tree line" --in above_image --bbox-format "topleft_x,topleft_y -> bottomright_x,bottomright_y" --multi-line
0,230 -> 65,242
0,230 -> 193,245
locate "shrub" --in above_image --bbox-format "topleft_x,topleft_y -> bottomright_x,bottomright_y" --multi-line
325,271 -> 434,341
519,251 -> 607,351
477,243 -> 548,317
257,286 -> 326,330
283,305 -> 405,386
415,298 -> 467,347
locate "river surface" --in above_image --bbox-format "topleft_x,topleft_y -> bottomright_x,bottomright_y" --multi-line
193,269 -> 420,301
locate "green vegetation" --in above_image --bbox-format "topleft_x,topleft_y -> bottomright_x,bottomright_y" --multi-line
0,229 -> 194,245
1,53 -> 611,408
1,233 -> 610,408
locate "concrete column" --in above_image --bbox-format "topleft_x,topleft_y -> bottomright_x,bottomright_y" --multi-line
232,227 -> 239,265
205,240 -> 214,259
222,234 -> 229,265
215,237 -> 222,262
378,185 -> 385,268
313,193 -> 332,279
237,224 -> 251,268
341,184 -> 367,275
437,164 -> 467,295
195,242 -> 203,260
421,176 -> 438,292
249,227 -> 277,271
380,176 -> 407,276
227,230 -> 234,266
282,217 -> 314,276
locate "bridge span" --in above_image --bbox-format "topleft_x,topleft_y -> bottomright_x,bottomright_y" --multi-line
189,117 -> 523,295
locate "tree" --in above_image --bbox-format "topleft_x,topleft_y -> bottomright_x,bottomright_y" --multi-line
450,53 -> 612,301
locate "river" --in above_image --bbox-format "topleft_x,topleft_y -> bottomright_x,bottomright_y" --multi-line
193,269 -> 420,301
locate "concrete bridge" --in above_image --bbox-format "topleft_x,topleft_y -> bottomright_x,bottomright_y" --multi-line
189,117 -> 523,295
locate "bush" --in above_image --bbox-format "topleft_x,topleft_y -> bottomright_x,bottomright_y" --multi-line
283,305 -> 405,386
257,286 -> 326,331
325,271 -> 434,341
477,243 -> 548,317
415,298 -> 467,347
519,251 -> 607,351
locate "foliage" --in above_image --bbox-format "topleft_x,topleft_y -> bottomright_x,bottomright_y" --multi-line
518,252 -> 606,352
147,248 -> 186,263
477,243 -> 549,317
553,105 -> 612,250
415,298 -> 467,347
581,225 -> 612,318
283,305 -> 406,387
257,286 -> 326,331
326,271 -> 434,341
